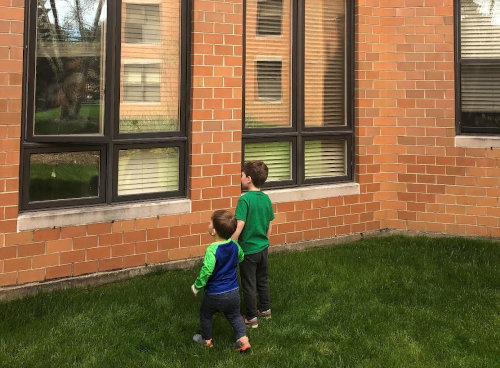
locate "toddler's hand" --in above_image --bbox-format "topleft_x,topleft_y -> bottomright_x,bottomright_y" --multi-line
190,284 -> 198,296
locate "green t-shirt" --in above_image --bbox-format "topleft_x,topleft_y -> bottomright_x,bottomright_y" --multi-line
235,190 -> 274,255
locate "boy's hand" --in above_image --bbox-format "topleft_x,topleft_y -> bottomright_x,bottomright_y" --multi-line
190,284 -> 199,296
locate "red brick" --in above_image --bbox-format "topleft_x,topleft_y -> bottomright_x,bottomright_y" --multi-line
32,254 -> 59,268
60,250 -> 85,264
88,222 -> 112,235
99,258 -> 123,272
73,261 -> 98,276
46,265 -> 72,280
18,242 -> 45,257
17,269 -> 45,284
87,247 -> 110,260
46,239 -> 72,254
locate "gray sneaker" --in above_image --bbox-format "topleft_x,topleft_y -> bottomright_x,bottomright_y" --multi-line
193,334 -> 213,348
258,309 -> 272,319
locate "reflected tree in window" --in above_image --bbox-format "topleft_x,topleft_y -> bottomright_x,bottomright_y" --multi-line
35,0 -> 106,135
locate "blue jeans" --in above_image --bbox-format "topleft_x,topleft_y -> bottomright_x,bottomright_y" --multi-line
200,288 -> 246,340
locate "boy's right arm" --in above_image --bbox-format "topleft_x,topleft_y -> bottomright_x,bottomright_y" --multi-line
191,246 -> 216,295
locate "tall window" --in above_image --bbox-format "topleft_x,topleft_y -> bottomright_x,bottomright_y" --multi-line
21,0 -> 189,210
457,0 -> 500,134
244,0 -> 353,187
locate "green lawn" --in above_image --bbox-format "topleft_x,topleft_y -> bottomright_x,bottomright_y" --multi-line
34,105 -> 100,135
0,235 -> 498,368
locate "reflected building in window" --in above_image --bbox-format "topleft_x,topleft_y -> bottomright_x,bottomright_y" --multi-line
120,0 -> 180,133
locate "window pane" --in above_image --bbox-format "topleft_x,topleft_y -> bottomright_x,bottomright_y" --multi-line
461,64 -> 500,128
125,3 -> 161,44
257,60 -> 282,101
257,0 -> 283,36
245,0 -> 291,128
304,0 -> 345,127
244,141 -> 291,181
120,0 -> 180,133
118,147 -> 179,195
305,139 -> 346,179
29,152 -> 100,201
461,0 -> 500,58
34,0 -> 106,136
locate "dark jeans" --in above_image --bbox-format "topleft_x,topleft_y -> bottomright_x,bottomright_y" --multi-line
200,289 -> 246,340
239,247 -> 270,319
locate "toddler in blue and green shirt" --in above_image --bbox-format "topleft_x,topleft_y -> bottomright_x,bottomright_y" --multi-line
191,209 -> 251,353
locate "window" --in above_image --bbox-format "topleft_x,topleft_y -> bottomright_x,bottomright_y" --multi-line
21,0 -> 189,210
456,0 -> 500,134
123,63 -> 161,103
124,3 -> 161,44
244,0 -> 353,188
257,0 -> 283,36
256,60 -> 282,101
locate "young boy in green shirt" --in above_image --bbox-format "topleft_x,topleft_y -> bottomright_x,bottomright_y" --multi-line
232,161 -> 274,328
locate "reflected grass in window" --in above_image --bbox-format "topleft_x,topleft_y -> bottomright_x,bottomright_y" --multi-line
29,152 -> 100,202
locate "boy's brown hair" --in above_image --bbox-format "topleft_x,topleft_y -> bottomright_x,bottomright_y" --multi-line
211,210 -> 237,239
242,160 -> 269,188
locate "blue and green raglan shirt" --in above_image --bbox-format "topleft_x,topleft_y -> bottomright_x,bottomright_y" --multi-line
193,239 -> 244,295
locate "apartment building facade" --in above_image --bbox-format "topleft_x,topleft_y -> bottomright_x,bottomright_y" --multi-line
0,0 -> 498,289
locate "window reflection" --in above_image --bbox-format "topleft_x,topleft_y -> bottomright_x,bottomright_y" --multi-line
34,0 -> 106,136
119,0 -> 180,133
29,151 -> 100,201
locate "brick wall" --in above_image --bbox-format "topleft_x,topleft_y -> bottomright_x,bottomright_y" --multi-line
0,1 -> 498,289
0,0 -> 24,286
357,0 -> 499,238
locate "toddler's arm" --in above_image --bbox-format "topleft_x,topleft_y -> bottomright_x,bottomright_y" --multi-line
191,245 -> 216,295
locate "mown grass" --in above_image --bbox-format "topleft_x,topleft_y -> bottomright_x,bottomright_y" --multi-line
0,235 -> 498,368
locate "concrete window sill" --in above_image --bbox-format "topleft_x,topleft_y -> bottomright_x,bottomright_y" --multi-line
265,182 -> 360,203
17,198 -> 191,232
455,135 -> 500,148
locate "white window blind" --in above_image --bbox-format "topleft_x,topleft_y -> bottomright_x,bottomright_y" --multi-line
461,64 -> 500,112
245,0 -> 291,128
304,140 -> 346,179
461,0 -> 500,58
118,147 -> 179,195
244,141 -> 291,182
304,0 -> 345,127
460,0 -> 500,118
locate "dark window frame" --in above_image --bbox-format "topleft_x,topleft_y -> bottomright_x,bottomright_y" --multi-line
20,0 -> 191,211
243,0 -> 354,189
455,0 -> 500,135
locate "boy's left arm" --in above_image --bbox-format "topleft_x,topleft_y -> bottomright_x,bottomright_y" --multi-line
191,246 -> 216,296
232,219 -> 245,241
